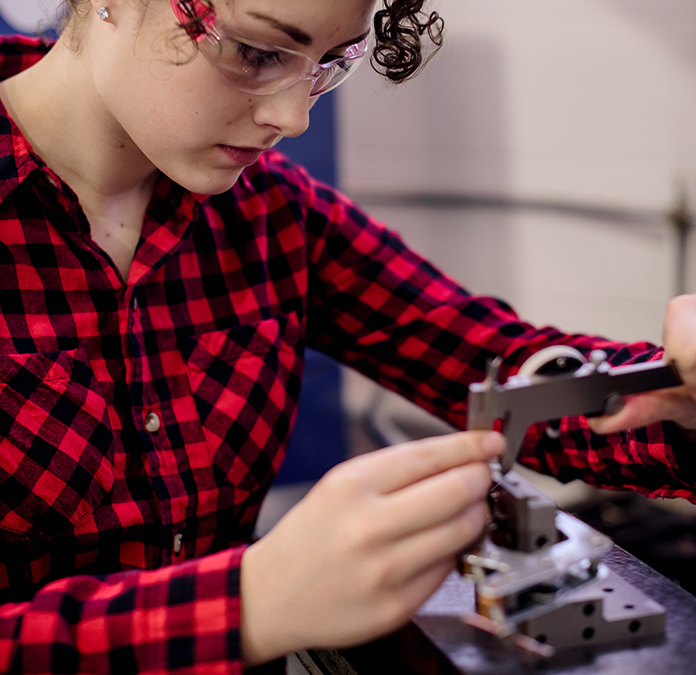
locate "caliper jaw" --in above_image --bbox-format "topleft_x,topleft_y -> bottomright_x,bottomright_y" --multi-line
467,349 -> 681,474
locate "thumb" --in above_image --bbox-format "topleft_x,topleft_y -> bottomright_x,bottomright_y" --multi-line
588,388 -> 693,435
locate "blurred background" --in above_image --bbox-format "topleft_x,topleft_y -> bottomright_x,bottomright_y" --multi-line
4,0 -> 696,592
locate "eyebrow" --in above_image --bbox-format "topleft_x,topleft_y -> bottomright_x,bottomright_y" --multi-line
248,12 -> 370,50
248,13 -> 314,46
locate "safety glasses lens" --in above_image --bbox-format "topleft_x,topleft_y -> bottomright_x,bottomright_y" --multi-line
173,1 -> 368,96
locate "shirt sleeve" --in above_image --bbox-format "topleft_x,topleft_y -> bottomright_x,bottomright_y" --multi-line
0,546 -> 246,674
296,166 -> 696,504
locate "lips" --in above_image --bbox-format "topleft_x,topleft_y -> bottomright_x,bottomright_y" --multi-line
218,145 -> 264,166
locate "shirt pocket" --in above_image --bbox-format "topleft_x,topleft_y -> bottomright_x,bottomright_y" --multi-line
183,313 -> 303,495
0,348 -> 114,541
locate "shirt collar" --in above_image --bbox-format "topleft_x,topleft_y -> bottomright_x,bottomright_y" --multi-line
0,37 -> 52,202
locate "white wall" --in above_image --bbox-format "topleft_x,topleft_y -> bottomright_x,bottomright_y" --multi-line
338,0 -> 696,346
340,0 -> 696,212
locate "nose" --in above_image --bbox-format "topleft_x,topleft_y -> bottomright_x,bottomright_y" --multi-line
251,81 -> 313,138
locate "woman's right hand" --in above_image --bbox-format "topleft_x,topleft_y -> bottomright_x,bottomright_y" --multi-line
239,430 -> 505,666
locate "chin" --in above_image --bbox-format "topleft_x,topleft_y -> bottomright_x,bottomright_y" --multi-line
158,162 -> 244,196
173,168 -> 245,196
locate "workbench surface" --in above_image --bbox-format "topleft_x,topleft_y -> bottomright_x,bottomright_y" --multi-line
306,545 -> 696,674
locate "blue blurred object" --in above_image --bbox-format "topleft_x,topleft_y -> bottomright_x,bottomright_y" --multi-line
273,92 -> 348,483
274,350 -> 346,484
276,93 -> 337,188
0,17 -> 14,35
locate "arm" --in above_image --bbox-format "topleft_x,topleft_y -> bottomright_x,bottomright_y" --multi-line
294,165 -> 695,502
0,429 -> 500,672
0,547 -> 245,674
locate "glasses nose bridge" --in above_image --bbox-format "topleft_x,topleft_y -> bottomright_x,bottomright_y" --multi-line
297,52 -> 328,80
290,55 -> 332,94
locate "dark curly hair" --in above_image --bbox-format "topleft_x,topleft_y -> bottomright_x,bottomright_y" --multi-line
60,0 -> 444,83
372,0 -> 444,83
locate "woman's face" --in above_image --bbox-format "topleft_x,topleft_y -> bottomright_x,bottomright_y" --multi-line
85,0 -> 375,194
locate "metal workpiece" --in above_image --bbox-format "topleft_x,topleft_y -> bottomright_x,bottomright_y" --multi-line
461,470 -> 666,657
466,509 -> 612,609
462,345 -> 679,653
467,347 -> 682,474
487,470 -> 559,553
516,564 -> 666,652
463,472 -> 612,608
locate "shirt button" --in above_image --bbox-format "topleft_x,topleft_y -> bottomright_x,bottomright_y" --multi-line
173,533 -> 184,555
144,412 -> 161,433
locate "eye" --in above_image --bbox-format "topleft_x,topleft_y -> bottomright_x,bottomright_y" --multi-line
234,41 -> 284,70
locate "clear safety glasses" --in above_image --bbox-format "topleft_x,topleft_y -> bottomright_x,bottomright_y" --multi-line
170,0 -> 369,97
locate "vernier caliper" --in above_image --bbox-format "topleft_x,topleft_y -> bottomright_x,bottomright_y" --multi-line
467,347 -> 682,474
461,346 -> 682,657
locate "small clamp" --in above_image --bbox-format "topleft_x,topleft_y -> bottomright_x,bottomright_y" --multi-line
467,347 -> 682,474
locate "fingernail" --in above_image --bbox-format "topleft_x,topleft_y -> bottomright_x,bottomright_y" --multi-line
481,431 -> 506,457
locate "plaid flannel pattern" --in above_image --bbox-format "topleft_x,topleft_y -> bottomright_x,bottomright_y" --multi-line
0,35 -> 693,674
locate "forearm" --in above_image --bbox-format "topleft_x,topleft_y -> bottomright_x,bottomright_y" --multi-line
518,416 -> 696,502
0,547 -> 246,674
308,211 -> 691,497
240,540 -> 292,667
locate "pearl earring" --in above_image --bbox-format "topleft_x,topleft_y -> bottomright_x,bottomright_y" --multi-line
96,7 -> 110,20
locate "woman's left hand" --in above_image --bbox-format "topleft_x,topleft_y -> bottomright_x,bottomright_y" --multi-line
589,294 -> 696,436
588,387 -> 696,435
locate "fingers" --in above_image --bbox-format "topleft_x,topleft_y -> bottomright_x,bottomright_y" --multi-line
379,461 -> 492,538
342,431 -> 505,494
663,295 -> 696,396
393,558 -> 457,619
386,500 -> 489,584
589,393 -> 669,434
241,432 -> 501,660
591,294 -> 696,436
664,295 -> 696,366
589,388 -> 696,435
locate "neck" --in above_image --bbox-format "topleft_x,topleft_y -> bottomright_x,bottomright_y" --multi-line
0,38 -> 159,211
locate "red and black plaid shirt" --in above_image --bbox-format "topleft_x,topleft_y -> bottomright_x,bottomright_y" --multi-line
0,35 -> 693,674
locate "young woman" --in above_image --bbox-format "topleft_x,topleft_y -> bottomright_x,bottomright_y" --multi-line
0,0 -> 693,672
